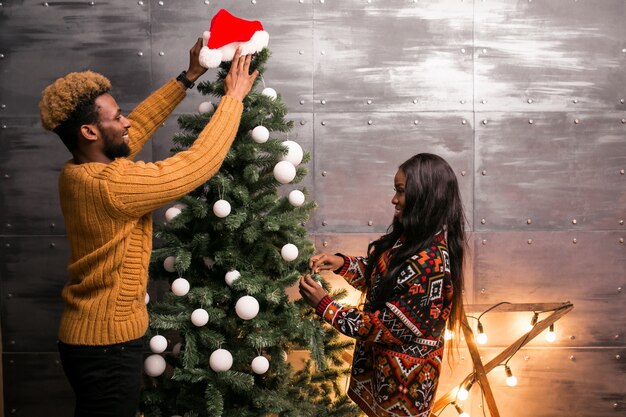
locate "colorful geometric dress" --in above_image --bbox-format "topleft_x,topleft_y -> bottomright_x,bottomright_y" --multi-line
315,233 -> 453,417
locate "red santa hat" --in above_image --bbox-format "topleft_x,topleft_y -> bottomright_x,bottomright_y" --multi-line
199,9 -> 269,68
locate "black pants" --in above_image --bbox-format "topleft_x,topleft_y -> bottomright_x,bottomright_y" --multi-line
58,338 -> 144,417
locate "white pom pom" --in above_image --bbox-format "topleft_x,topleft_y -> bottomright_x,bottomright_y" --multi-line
171,278 -> 190,296
144,292 -> 150,304
251,126 -> 270,143
281,141 -> 303,166
288,190 -> 306,207
198,101 -> 215,114
144,354 -> 166,377
203,257 -> 215,269
235,295 -> 260,320
191,308 -> 209,327
281,243 -> 299,262
209,349 -> 233,372
225,270 -> 241,287
213,200 -> 231,218
163,256 -> 177,273
149,335 -> 168,354
199,46 -> 223,69
273,161 -> 296,184
262,87 -> 277,100
165,207 -> 182,222
251,356 -> 270,374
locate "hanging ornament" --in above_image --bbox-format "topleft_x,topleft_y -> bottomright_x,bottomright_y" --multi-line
173,202 -> 188,211
281,243 -> 299,262
262,87 -> 277,100
149,335 -> 168,354
209,348 -> 233,372
225,270 -> 241,287
203,256 -> 216,269
198,101 -> 215,114
171,277 -> 190,296
213,199 -> 232,218
251,355 -> 270,374
288,190 -> 305,207
281,141 -> 303,166
144,354 -> 166,377
273,161 -> 296,184
144,292 -> 150,304
163,256 -> 177,273
251,125 -> 270,143
235,295 -> 260,320
165,206 -> 182,223
172,342 -> 182,356
191,308 -> 209,327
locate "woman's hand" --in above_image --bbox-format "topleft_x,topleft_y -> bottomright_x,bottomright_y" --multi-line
309,253 -> 344,274
298,274 -> 327,308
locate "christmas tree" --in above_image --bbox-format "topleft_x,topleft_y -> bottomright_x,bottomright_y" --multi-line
139,49 -> 360,417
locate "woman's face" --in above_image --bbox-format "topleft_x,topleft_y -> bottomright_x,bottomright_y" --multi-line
391,169 -> 406,218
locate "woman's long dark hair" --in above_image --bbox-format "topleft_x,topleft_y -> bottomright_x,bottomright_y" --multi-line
365,153 -> 467,338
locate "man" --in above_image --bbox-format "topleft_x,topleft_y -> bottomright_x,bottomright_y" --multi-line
38,39 -> 258,417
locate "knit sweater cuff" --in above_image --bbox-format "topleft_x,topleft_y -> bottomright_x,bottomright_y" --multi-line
315,295 -> 334,317
217,95 -> 244,114
333,253 -> 351,275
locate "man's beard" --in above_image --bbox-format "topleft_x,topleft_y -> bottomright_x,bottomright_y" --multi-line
102,130 -> 131,160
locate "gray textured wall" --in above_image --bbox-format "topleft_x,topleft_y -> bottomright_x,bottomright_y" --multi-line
1,0 -> 625,416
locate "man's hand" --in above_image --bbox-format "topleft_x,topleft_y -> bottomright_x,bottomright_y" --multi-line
299,275 -> 327,308
185,38 -> 208,83
224,47 -> 259,101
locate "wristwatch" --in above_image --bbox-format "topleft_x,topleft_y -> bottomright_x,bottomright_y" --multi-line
176,71 -> 195,89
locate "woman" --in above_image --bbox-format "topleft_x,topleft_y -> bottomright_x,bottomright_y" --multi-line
299,153 -> 466,417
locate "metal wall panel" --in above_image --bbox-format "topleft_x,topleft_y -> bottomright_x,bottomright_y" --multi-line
312,112 -> 473,232
313,0 -> 474,112
474,0 -> 626,112
475,112 -> 626,231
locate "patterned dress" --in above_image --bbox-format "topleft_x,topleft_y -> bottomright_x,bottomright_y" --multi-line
315,233 -> 453,417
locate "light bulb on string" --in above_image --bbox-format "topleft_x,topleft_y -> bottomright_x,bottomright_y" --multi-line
505,365 -> 518,387
453,402 -> 470,417
545,324 -> 556,342
457,379 -> 473,401
476,321 -> 488,345
526,312 -> 538,332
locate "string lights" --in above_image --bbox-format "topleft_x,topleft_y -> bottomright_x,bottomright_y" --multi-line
476,321 -> 488,345
504,365 -> 518,387
545,323 -> 556,342
453,402 -> 470,417
456,377 -> 474,401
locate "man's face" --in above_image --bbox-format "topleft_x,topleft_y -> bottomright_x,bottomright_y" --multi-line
95,93 -> 131,160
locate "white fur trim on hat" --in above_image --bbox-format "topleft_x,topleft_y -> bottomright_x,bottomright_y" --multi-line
199,30 -> 269,68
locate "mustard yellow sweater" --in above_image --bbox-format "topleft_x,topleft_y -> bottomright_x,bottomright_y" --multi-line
58,79 -> 243,345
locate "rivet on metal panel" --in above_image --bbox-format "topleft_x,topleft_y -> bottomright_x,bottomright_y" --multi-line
528,119 -> 533,124
461,48 -> 466,54
299,120 -> 306,125
527,98 -> 533,104
367,99 -> 372,105
481,239 -> 487,245
299,50 -> 304,55
367,120 -> 373,125
481,99 -> 487,104
620,238 -> 624,244
481,219 -> 486,224
10,340 -> 15,345
10,408 -> 16,414
300,0 -> 304,3
572,238 -> 577,244
50,223 -> 56,229
574,118 -> 580,124
461,171 -> 466,176
4,243 -> 10,248
89,1 -> 95,6
0,53 -> 4,58
482,119 -> 488,125
321,50 -> 326,55
527,219 -> 532,224
299,100 -> 305,105
159,51 -> 165,56
482,48 -> 487,54
321,121 -> 326,126
569,335 -> 575,340
481,170 -> 487,176
413,99 -> 418,104
7,293 -> 11,298
461,356 -> 465,361
618,287 -> 623,293
204,0 -> 210,4
462,120 -> 467,125
320,0 -> 324,3
4,174 -> 10,179
414,120 -> 419,125
620,170 -> 625,175
2,124 -> 6,129
1,104 -> 6,109
622,48 -> 626,54
620,220 -> 625,225
4,223 -> 10,229
158,0 -> 164,5
320,99 -> 326,105
43,2 -> 49,6
524,355 -> 530,361
368,220 -> 373,226
480,288 -> 486,294
617,355 -> 622,360
137,52 -> 143,57
572,219 -> 577,224
527,239 -> 533,244
621,119 -> 626,124
321,171 -> 327,176
615,334 -> 621,340
620,99 -> 625,104
321,221 -> 327,226
252,0 -> 256,4
323,241 -> 328,247
572,99 -> 579,104
137,0 -> 144,5
460,99 -> 466,104
569,355 -> 575,361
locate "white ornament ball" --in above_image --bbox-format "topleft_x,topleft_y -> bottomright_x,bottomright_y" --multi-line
273,161 -> 296,184
281,141 -> 303,166
173,203 -> 188,210
172,342 -> 182,356
262,87 -> 277,100
251,126 -> 270,143
251,356 -> 270,374
209,348 -> 233,372
288,190 -> 306,207
198,101 -> 215,114
171,277 -> 190,296
213,199 -> 231,218
149,335 -> 168,354
144,354 -> 167,377
281,243 -> 299,262
165,207 -> 182,222
203,256 -> 215,269
144,292 -> 150,304
225,270 -> 241,287
235,295 -> 260,320
191,308 -> 209,327
163,256 -> 177,273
